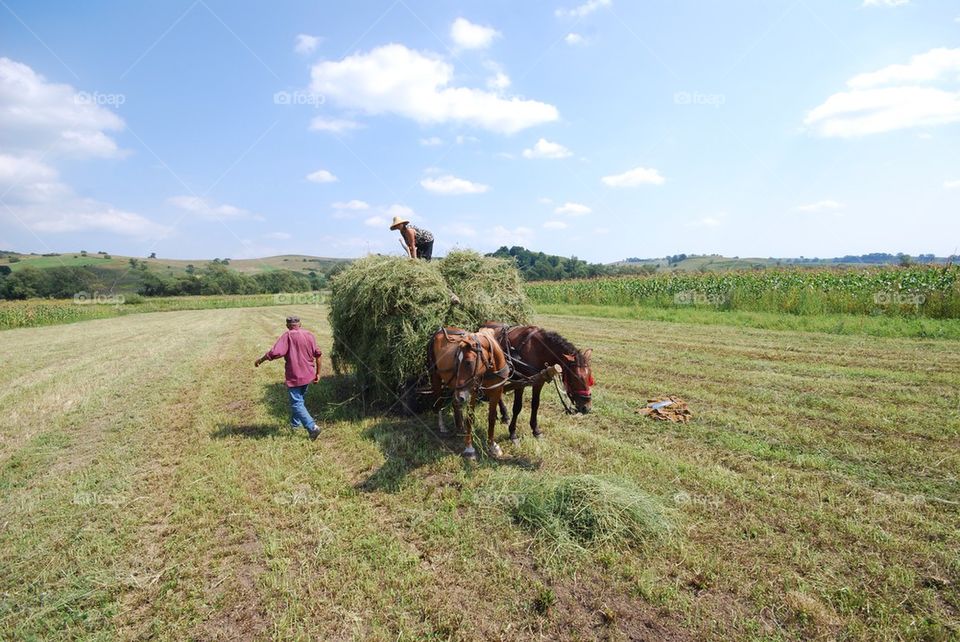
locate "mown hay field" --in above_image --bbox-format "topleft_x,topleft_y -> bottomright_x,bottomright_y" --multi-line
0,303 -> 957,640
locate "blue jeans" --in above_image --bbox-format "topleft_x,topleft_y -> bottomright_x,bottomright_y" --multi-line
287,384 -> 316,431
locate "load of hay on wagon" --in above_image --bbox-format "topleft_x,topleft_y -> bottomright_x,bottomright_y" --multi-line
328,251 -> 531,410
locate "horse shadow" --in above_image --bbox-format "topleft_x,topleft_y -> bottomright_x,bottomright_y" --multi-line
212,374 -> 540,490
356,402 -> 542,494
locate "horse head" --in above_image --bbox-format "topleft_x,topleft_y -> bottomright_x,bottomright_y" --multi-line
561,348 -> 594,414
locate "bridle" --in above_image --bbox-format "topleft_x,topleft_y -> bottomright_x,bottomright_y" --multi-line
445,332 -> 510,393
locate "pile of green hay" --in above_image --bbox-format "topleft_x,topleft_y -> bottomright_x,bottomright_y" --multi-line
328,250 -> 531,407
510,474 -> 673,554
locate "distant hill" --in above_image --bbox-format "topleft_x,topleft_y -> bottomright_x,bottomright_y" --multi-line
0,251 -> 351,296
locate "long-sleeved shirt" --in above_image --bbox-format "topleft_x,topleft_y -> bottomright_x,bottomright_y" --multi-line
263,328 -> 323,387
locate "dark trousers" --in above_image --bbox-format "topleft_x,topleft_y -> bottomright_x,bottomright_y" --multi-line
417,240 -> 434,261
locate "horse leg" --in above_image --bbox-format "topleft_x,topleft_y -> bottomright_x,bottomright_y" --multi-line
488,390 -> 503,459
508,388 -> 524,443
530,384 -> 544,439
498,398 -> 510,424
458,400 -> 475,459
431,372 -> 447,434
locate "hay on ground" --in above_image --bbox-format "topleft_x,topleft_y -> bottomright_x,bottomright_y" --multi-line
328,250 -> 531,407
510,474 -> 673,554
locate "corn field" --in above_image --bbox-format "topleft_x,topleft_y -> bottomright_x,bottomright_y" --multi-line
525,265 -> 960,318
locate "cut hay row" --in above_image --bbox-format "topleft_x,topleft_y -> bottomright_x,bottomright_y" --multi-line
328,251 -> 531,406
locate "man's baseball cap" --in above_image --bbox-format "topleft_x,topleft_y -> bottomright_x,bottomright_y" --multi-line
286,315 -> 300,324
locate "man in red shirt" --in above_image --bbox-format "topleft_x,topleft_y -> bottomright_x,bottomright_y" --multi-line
255,315 -> 323,440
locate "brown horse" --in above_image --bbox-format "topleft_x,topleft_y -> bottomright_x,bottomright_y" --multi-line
480,323 -> 594,442
427,327 -> 511,459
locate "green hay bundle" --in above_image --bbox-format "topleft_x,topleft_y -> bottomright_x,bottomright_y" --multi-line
510,474 -> 673,554
328,250 -> 531,406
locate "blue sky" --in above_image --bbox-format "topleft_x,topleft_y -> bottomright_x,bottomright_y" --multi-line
1,0 -> 958,263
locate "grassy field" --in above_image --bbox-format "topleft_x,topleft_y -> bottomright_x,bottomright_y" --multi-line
0,293 -> 326,330
1,305 -> 958,640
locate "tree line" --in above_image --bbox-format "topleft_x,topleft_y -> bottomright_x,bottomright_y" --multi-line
0,263 -> 336,300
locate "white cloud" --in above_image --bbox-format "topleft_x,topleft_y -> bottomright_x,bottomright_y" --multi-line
0,59 -> 167,239
364,215 -> 387,227
308,116 -> 363,133
168,195 -> 257,220
384,204 -> 416,220
556,0 -> 611,19
419,136 -> 444,146
265,231 -> 292,240
487,71 -> 511,91
443,222 -> 477,237
537,197 -> 553,205
456,134 -> 479,144
310,44 -> 559,134
332,199 -> 369,210
0,154 -> 57,184
555,202 -> 591,216
796,199 -> 843,212
306,169 -> 338,183
450,18 -> 500,50
523,138 -> 573,159
944,179 -> 960,189
421,174 -> 489,195
492,225 -> 533,246
862,0 -> 909,6
543,220 -> 568,230
0,57 -> 125,159
294,34 -> 321,55
805,47 -> 960,137
565,33 -> 586,45
601,166 -> 665,187
685,216 -> 723,229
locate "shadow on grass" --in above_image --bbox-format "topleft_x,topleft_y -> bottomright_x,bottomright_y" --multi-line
210,376 -> 353,440
357,406 -> 542,494
212,373 -> 540,490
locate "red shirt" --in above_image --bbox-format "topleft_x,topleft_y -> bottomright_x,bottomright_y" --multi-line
264,328 -> 322,387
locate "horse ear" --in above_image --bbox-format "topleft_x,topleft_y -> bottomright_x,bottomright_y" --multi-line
563,354 -> 576,362
582,348 -> 593,361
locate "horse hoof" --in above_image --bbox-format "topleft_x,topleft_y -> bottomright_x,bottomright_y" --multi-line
490,443 -> 503,459
509,434 -> 520,445
532,432 -> 544,440
462,447 -> 477,460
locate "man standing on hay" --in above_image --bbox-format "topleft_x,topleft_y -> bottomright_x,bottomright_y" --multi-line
254,315 -> 324,441
390,216 -> 434,261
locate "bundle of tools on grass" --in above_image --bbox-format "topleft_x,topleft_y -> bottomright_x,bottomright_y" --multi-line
636,396 -> 692,423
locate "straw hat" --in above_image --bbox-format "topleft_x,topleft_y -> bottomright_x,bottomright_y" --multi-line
389,215 -> 410,230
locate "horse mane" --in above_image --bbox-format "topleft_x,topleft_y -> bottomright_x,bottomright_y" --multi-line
540,330 -> 578,357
